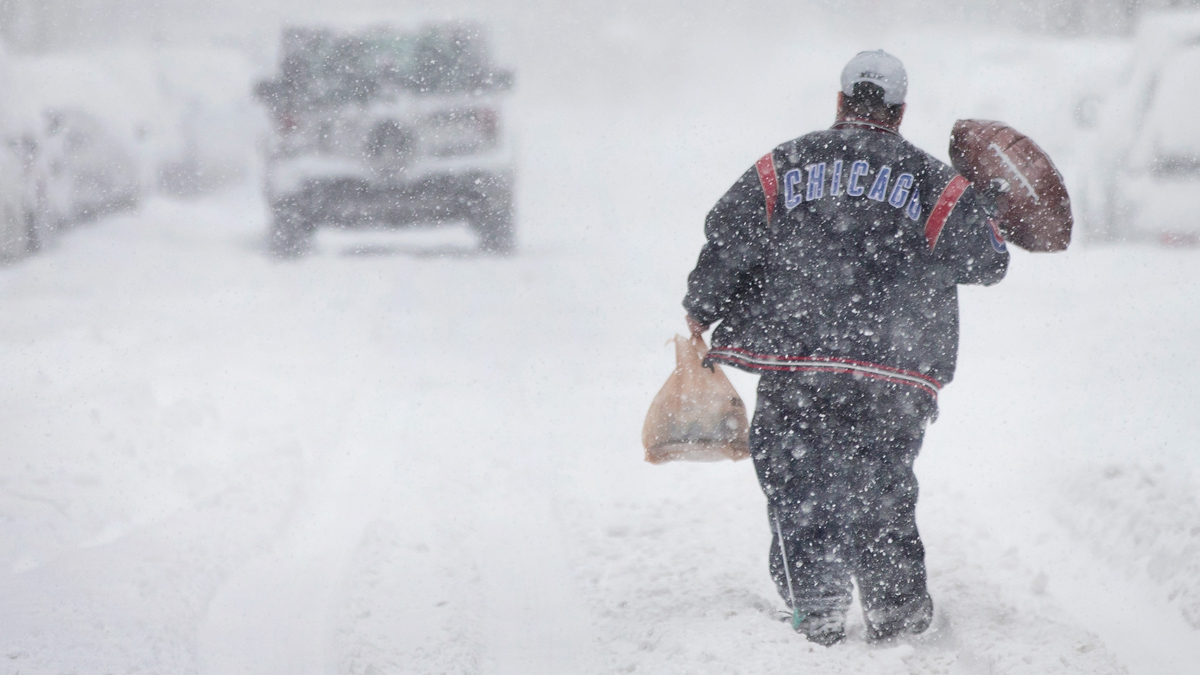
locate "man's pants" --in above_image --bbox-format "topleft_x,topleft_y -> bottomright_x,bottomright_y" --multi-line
751,374 -> 935,619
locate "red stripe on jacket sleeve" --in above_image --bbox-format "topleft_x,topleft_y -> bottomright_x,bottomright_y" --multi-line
924,175 -> 971,250
755,153 -> 778,224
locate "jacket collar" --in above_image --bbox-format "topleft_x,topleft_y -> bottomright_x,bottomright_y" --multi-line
832,118 -> 902,136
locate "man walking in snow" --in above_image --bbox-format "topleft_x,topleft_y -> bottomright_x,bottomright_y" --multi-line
683,51 -> 1009,645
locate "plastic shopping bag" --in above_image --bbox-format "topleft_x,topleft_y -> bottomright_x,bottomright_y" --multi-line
642,335 -> 751,464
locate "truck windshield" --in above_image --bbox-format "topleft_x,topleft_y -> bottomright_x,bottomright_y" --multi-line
283,26 -> 491,102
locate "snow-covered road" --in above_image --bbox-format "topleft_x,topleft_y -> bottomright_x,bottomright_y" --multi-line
3,14 -> 1200,675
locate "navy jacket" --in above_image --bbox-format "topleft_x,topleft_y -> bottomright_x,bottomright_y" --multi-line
684,121 -> 1009,398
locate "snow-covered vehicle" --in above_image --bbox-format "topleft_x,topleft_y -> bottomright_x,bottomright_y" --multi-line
0,40 -> 50,260
0,127 -> 34,260
7,47 -> 264,202
1081,11 -> 1200,245
4,119 -> 56,254
38,108 -> 141,227
255,22 -> 516,256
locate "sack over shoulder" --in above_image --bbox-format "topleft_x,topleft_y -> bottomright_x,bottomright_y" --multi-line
642,335 -> 751,464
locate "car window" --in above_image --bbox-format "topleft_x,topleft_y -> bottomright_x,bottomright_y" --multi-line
409,28 -> 489,93
366,35 -> 417,77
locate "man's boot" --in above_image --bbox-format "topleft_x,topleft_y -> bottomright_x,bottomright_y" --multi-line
791,607 -> 848,646
864,594 -> 933,642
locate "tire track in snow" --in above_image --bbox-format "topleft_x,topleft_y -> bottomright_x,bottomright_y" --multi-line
332,516 -> 484,675
329,448 -> 592,675
194,243 -> 436,675
197,393 -> 409,675
469,466 -> 594,674
319,252 -> 598,675
198,243 -> 598,675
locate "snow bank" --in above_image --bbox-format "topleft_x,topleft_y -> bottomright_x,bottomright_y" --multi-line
1060,464 -> 1200,629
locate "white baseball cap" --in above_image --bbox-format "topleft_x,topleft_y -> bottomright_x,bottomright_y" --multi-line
840,50 -> 907,106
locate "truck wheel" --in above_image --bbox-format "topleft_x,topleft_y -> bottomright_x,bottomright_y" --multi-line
269,200 -> 314,258
470,176 -> 514,255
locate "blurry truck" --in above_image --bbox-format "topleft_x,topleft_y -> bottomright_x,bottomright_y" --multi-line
255,22 -> 515,256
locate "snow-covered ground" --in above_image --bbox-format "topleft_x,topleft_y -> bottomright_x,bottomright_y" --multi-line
2,11 -> 1199,675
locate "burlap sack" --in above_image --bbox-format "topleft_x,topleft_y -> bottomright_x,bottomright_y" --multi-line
642,335 -> 751,464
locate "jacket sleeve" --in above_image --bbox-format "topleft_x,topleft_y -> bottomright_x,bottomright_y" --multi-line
932,185 -> 1009,287
683,164 -> 771,325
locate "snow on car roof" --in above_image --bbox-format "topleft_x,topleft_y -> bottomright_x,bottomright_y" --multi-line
1144,46 -> 1200,157
1133,9 -> 1200,68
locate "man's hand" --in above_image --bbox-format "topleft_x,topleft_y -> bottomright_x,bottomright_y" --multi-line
686,315 -> 710,338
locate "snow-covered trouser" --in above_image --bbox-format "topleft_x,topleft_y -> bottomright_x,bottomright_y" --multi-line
751,373 -> 935,621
